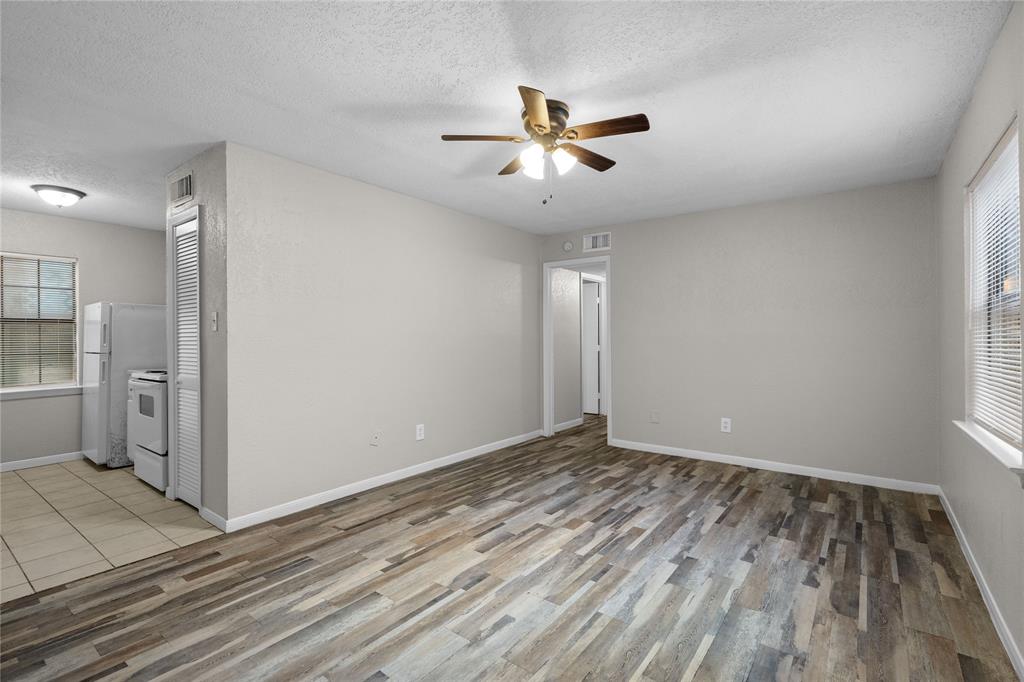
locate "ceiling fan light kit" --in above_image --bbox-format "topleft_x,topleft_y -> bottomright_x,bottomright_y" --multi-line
519,143 -> 546,179
441,85 -> 650,179
551,147 -> 577,175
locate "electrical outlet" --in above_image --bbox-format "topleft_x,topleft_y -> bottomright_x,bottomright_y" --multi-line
720,417 -> 732,434
649,411 -> 660,424
370,431 -> 382,447
416,424 -> 425,441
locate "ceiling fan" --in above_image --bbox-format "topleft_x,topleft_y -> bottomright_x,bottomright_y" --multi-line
441,85 -> 650,179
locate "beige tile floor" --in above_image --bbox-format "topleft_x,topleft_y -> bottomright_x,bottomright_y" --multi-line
1,459 -> 221,602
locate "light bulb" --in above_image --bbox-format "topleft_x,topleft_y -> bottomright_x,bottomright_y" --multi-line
31,185 -> 86,208
522,158 -> 545,180
519,143 -> 544,166
551,147 -> 577,175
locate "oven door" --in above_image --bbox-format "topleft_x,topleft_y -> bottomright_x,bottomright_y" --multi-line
127,379 -> 167,455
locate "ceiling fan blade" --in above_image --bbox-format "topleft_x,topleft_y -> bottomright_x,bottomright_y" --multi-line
498,155 -> 524,175
562,114 -> 650,141
559,143 -> 616,172
441,134 -> 525,142
518,85 -> 550,134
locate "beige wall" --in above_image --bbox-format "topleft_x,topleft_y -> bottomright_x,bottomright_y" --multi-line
223,143 -> 542,518
936,4 -> 1023,665
167,144 -> 230,518
1,394 -> 80,463
552,268 -> 581,427
544,177 -> 939,485
0,209 -> 165,463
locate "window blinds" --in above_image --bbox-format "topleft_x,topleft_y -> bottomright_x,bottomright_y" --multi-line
0,254 -> 77,387
968,130 -> 1021,447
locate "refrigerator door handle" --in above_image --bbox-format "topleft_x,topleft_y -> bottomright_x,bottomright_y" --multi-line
101,359 -> 107,384
102,322 -> 108,349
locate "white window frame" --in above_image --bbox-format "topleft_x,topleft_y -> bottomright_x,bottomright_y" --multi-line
961,119 -> 1023,476
0,251 -> 80,394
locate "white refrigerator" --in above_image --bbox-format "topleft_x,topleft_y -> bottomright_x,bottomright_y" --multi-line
82,302 -> 167,467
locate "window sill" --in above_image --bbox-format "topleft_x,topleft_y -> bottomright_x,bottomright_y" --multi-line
0,385 -> 83,401
953,420 -> 1024,487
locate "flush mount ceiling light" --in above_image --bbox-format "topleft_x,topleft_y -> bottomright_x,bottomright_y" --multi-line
441,85 -> 650,179
31,184 -> 86,208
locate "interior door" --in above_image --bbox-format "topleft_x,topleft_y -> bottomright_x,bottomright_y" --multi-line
582,281 -> 600,414
170,213 -> 202,508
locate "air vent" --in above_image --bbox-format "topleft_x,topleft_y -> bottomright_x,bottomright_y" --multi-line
582,232 -> 611,252
169,173 -> 193,208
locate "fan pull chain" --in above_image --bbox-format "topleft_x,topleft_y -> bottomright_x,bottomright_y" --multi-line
542,155 -> 554,205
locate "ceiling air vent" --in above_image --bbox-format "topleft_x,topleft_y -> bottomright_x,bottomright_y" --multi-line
169,173 -> 193,209
582,232 -> 611,252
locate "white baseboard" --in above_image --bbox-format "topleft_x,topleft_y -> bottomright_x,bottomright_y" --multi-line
199,506 -> 228,532
608,438 -> 941,495
938,490 -> 1024,678
221,429 -> 545,533
1,451 -> 83,472
554,418 -> 584,432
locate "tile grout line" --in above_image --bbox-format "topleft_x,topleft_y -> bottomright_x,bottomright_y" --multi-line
0,474 -> 28,591
7,463 -> 180,591
58,462 -> 223,552
12,462 -> 217,567
0,532 -> 33,598
9,467 -> 80,594
17,466 -> 118,590
52,462 -> 187,557
3,515 -> 38,596
54,460 -> 224,565
7,467 -> 93,593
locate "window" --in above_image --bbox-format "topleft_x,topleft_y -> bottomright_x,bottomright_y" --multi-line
967,127 -> 1021,448
0,253 -> 78,388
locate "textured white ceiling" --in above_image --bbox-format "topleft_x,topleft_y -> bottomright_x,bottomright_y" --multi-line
1,1 -> 1012,234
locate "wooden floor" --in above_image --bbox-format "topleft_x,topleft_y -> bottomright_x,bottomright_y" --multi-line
0,416 -> 1015,681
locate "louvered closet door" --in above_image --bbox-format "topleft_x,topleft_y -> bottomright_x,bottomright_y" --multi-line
172,218 -> 202,508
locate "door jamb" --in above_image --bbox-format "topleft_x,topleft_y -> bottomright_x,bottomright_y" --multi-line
542,255 -> 611,440
580,272 -> 606,416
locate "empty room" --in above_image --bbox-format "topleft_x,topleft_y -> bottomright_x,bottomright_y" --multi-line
0,1 -> 1022,680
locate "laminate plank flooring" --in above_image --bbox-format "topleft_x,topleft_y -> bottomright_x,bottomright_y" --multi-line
0,416 -> 1016,680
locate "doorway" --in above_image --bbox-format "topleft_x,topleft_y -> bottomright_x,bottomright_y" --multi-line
542,255 -> 611,440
